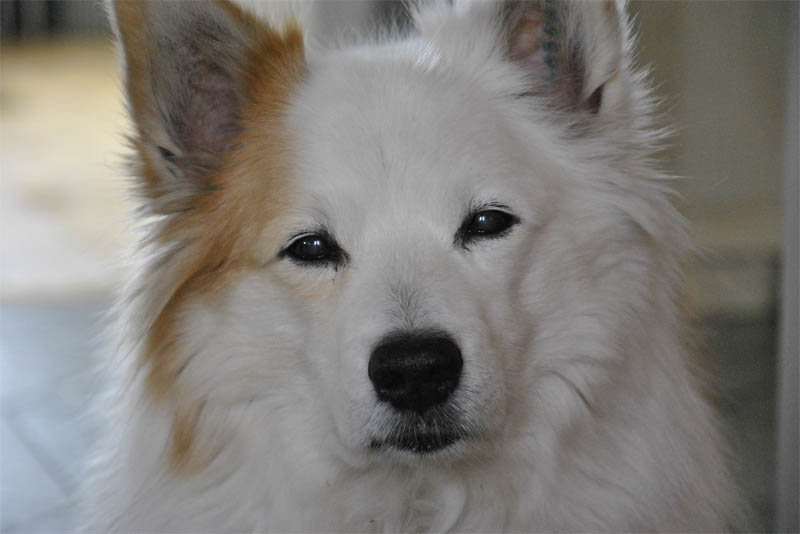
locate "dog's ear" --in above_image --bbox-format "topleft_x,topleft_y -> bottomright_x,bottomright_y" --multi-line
503,0 -> 628,117
418,0 -> 632,125
108,0 -> 297,213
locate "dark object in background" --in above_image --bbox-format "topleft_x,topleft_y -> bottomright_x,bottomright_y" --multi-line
1,0 -> 106,40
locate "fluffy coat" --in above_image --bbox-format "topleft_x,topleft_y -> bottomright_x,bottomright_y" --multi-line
82,1 -> 741,530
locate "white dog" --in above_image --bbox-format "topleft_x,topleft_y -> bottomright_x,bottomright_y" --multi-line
83,1 -> 741,530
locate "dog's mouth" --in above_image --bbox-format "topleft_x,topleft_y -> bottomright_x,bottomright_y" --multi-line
368,407 -> 469,454
370,430 -> 461,454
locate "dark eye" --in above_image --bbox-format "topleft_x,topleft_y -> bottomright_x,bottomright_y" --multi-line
283,233 -> 342,265
460,209 -> 518,244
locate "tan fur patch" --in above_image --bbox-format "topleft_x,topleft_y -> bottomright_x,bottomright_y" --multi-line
115,0 -> 306,474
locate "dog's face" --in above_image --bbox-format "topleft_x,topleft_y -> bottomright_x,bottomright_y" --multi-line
277,54 -> 561,459
111,0 -> 651,467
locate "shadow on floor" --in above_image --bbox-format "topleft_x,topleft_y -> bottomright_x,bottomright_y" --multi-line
1,300 -> 108,533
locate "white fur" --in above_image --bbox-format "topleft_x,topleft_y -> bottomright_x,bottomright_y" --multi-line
83,1 -> 741,531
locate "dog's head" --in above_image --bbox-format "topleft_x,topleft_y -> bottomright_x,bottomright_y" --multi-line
110,0 -> 678,468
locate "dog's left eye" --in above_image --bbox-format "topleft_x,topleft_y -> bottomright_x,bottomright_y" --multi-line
459,209 -> 519,245
282,233 -> 343,266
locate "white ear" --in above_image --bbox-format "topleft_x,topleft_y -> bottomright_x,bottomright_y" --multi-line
418,0 -> 633,121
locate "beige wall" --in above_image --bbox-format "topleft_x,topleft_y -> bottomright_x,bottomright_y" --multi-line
631,1 -> 792,249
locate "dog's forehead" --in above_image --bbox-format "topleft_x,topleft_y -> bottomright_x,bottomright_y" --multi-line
288,48 -> 523,213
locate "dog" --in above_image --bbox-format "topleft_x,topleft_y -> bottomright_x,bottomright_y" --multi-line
82,0 -> 741,530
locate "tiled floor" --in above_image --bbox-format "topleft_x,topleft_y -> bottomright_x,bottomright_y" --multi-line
1,301 -> 108,533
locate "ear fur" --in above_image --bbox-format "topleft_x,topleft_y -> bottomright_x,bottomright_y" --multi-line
505,1 -> 626,113
417,0 -> 632,124
108,0 -> 289,213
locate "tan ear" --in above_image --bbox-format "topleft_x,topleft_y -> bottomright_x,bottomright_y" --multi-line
503,0 -> 629,117
108,0 -> 298,213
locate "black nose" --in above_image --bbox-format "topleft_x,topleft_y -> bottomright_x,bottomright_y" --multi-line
368,332 -> 463,414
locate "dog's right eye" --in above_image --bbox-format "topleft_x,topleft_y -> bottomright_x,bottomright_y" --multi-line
456,207 -> 519,247
282,233 -> 344,266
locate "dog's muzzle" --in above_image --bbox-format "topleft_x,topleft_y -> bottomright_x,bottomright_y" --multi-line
368,331 -> 465,453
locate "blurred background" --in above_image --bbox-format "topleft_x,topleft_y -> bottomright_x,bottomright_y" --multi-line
0,1 -> 797,532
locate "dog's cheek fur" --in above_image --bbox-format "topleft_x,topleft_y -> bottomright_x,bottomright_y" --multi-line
144,84 -> 307,474
107,0 -> 308,474
504,193 -> 733,526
